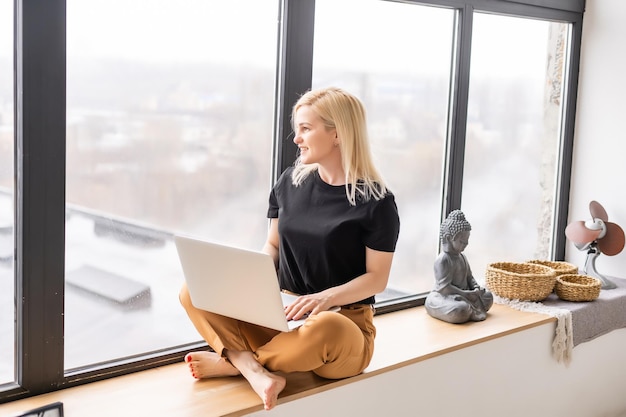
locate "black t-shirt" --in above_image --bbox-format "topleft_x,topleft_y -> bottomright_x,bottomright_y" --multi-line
267,167 -> 400,305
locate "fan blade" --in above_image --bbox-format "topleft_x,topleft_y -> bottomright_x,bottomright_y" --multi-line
589,200 -> 609,222
565,220 -> 602,244
597,222 -> 626,256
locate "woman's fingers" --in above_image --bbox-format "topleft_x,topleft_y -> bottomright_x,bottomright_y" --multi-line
285,295 -> 325,320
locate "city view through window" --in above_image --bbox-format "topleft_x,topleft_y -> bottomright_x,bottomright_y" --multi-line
62,0 -> 279,370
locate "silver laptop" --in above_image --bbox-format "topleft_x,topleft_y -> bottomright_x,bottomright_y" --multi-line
174,235 -> 307,332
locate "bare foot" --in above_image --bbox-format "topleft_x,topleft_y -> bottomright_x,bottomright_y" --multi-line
184,351 -> 240,379
246,367 -> 286,410
226,350 -> 287,410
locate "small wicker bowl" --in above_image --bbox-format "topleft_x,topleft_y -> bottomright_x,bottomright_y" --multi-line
555,274 -> 601,302
485,262 -> 557,301
527,260 -> 578,276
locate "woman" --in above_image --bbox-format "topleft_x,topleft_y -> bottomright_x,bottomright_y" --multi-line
179,87 -> 400,410
425,210 -> 493,324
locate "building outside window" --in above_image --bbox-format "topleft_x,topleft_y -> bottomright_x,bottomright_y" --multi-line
64,0 -> 279,369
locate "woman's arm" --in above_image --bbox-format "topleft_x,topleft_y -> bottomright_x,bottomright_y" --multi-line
262,218 -> 280,269
285,247 -> 394,320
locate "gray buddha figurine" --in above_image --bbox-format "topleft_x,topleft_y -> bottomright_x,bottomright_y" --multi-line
425,210 -> 493,324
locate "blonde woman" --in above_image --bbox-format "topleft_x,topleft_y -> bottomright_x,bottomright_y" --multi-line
179,87 -> 400,411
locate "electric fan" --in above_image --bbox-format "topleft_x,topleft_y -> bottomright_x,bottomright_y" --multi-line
565,200 -> 625,289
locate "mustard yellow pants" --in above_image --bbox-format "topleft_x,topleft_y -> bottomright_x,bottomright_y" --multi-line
179,283 -> 376,379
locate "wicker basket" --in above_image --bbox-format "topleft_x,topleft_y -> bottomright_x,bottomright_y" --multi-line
555,274 -> 601,302
485,262 -> 557,301
527,260 -> 578,276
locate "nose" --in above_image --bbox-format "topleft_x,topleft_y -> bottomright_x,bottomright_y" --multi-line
293,132 -> 302,144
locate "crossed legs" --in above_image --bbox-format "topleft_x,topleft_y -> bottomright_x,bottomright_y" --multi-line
179,283 -> 375,411
180,283 -> 285,410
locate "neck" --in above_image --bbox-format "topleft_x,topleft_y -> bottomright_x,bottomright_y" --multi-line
317,164 -> 345,186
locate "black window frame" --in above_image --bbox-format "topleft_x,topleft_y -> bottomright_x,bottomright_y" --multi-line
2,0 -> 584,403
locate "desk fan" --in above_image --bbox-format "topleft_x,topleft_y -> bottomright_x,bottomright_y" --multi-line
565,200 -> 625,289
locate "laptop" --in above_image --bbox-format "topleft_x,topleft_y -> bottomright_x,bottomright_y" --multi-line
174,235 -> 311,332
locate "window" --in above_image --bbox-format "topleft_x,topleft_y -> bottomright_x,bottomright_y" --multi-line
4,0 -> 584,402
312,0 -> 454,297
0,0 -> 14,385
462,14 -> 570,278
65,0 -> 279,369
310,2 -> 576,300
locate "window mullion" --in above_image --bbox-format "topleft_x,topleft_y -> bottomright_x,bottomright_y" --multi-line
442,5 -> 473,218
272,0 -> 315,181
15,0 -> 66,394
552,18 -> 583,260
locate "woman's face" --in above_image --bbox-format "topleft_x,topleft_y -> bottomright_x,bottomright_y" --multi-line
293,105 -> 338,165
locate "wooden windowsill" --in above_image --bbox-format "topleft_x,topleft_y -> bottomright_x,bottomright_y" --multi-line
0,304 -> 554,417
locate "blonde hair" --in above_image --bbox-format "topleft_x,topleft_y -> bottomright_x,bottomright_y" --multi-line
290,87 -> 387,205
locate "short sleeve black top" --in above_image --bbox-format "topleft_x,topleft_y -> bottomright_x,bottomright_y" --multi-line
267,167 -> 400,305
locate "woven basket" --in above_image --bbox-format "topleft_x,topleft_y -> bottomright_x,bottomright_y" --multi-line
527,260 -> 578,276
485,262 -> 557,301
555,274 -> 601,302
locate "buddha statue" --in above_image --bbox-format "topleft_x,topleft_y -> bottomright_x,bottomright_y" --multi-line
425,210 -> 493,324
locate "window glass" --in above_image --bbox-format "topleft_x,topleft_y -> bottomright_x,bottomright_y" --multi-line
0,0 -> 14,383
65,0 -> 278,369
312,0 -> 454,299
462,13 -> 569,280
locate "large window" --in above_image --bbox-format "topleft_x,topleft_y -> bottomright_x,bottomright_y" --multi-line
0,0 -> 14,385
4,0 -> 583,403
462,14 -> 570,278
312,0 -> 454,297
311,2 -> 574,296
65,0 -> 279,369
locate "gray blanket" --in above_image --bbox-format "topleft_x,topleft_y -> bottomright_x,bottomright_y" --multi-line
542,275 -> 626,346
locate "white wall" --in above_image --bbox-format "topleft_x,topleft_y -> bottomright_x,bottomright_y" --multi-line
257,325 -> 626,417
566,0 -> 626,278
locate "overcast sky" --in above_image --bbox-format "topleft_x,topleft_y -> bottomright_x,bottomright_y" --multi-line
2,0 -> 553,77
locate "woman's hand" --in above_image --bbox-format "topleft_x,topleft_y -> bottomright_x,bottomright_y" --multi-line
284,247 -> 394,321
284,293 -> 334,321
